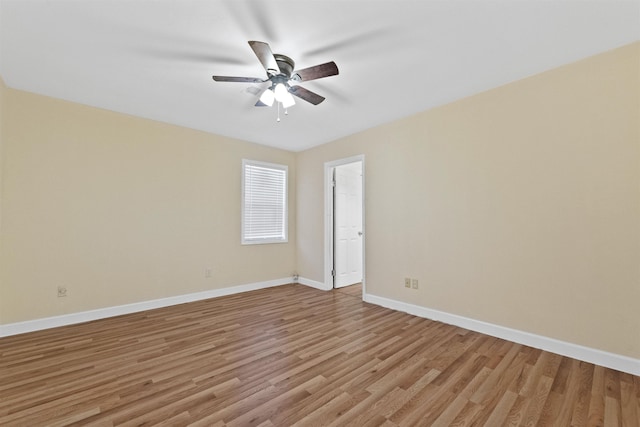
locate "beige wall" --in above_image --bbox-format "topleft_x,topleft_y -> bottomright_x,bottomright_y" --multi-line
0,77 -> 5,323
0,89 -> 296,323
296,42 -> 640,358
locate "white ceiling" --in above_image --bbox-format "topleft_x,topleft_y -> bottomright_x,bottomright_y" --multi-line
1,0 -> 638,152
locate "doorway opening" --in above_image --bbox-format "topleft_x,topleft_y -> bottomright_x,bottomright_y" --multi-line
324,156 -> 365,294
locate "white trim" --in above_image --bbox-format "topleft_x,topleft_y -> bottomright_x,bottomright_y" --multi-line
298,276 -> 332,291
364,292 -> 640,377
0,278 -> 291,338
324,155 -> 366,292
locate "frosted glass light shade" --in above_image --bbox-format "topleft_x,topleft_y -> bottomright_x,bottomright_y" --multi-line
274,83 -> 288,102
259,88 -> 275,106
281,92 -> 295,109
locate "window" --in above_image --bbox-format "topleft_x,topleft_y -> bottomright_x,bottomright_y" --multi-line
242,159 -> 288,244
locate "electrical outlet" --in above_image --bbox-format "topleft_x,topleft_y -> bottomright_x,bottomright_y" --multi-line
412,279 -> 419,289
57,286 -> 67,297
404,278 -> 411,288
205,268 -> 212,278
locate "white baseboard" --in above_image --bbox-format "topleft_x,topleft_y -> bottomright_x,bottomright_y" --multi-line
364,292 -> 640,377
0,277 -> 292,338
4,281 -> 637,376
297,277 -> 332,291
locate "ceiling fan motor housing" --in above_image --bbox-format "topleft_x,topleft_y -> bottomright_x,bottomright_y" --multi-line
274,54 -> 295,78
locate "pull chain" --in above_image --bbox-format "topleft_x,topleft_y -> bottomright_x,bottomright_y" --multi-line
275,102 -> 289,122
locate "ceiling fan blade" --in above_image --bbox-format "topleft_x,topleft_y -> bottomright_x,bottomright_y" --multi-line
255,99 -> 269,107
212,76 -> 266,83
293,61 -> 339,82
248,41 -> 280,75
289,85 -> 325,105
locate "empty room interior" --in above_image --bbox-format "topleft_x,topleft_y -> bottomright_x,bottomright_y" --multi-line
0,0 -> 639,425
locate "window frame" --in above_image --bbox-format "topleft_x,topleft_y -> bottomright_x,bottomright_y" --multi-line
241,159 -> 289,245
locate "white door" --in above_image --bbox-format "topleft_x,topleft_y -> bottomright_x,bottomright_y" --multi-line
334,162 -> 363,288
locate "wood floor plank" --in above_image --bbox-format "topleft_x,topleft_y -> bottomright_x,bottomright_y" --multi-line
621,377 -> 639,427
1,283 -> 638,426
483,389 -> 519,426
588,365 -> 607,426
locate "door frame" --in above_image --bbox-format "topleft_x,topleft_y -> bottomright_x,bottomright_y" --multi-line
324,155 -> 365,293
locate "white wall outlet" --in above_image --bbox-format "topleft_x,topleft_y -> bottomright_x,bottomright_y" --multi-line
57,286 -> 67,297
404,278 -> 411,288
205,268 -> 213,278
412,279 -> 419,289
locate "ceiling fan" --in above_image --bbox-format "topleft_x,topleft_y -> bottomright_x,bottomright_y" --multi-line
212,41 -> 339,113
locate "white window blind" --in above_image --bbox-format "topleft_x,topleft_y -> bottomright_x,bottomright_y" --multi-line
242,160 -> 288,244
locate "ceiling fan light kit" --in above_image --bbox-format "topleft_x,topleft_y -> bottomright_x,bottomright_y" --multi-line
212,41 -> 339,122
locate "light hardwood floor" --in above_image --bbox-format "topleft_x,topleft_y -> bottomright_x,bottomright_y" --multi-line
1,284 -> 638,426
